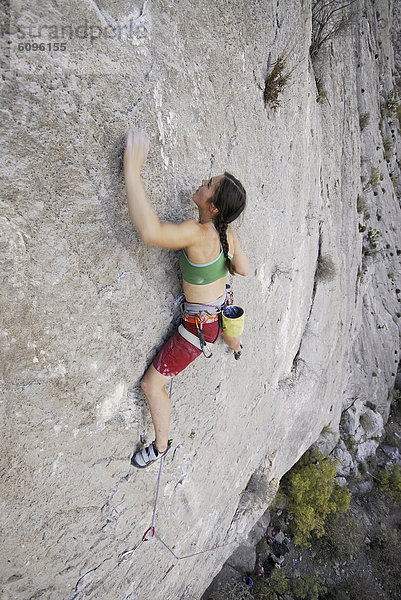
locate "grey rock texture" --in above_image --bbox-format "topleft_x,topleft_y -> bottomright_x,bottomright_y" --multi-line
333,441 -> 355,477
355,439 -> 380,463
359,406 -> 384,440
226,543 -> 256,575
1,0 -> 400,599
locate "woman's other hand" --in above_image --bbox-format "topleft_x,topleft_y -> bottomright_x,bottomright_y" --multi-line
124,128 -> 150,175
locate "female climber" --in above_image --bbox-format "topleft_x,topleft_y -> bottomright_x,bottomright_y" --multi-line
124,128 -> 249,469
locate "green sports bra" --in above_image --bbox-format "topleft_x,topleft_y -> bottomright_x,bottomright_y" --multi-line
179,223 -> 233,286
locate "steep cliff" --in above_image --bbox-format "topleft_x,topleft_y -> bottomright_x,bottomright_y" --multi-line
1,0 -> 400,599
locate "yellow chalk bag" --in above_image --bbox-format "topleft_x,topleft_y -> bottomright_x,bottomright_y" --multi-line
222,305 -> 245,337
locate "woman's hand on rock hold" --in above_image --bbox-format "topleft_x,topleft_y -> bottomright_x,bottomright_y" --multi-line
124,128 -> 150,175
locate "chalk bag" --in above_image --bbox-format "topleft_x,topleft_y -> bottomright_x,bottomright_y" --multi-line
222,305 -> 245,337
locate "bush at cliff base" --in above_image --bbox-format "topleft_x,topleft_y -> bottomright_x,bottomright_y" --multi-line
251,568 -> 327,600
378,464 -> 401,503
281,450 -> 351,548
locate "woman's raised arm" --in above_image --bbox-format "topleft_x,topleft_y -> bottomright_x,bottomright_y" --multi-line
124,128 -> 199,250
229,229 -> 249,276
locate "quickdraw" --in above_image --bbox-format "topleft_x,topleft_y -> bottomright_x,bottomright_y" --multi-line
196,320 -> 213,359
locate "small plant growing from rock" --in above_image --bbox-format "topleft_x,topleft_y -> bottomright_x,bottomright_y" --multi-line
315,77 -> 328,104
321,424 -> 336,436
280,450 -> 350,547
310,0 -> 356,58
383,136 -> 393,162
386,88 -> 399,113
367,226 -> 380,249
264,54 -> 291,110
363,166 -> 380,192
345,435 -> 356,451
359,112 -> 370,130
390,171 -> 398,187
357,194 -> 370,220
316,255 -> 336,283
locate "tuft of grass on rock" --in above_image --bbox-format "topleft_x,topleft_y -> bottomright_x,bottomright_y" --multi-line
386,88 -> 399,113
383,136 -> 393,162
359,112 -> 370,130
316,77 -> 328,104
264,54 -> 291,110
363,166 -> 381,192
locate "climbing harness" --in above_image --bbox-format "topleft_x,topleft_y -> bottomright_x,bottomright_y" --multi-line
181,292 -> 226,358
120,379 -> 238,582
178,284 -> 245,359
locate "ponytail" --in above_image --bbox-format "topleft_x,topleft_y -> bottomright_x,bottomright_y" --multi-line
215,216 -> 235,275
211,172 -> 246,276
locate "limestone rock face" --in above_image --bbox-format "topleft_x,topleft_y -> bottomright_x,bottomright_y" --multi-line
342,400 -> 366,438
355,439 -> 380,463
333,441 -> 355,477
1,0 -> 400,598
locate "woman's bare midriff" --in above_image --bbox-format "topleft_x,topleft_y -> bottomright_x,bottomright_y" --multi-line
182,276 -> 227,304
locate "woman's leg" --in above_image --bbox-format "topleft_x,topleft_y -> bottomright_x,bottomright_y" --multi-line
137,320 -> 218,460
222,331 -> 242,353
141,364 -> 172,452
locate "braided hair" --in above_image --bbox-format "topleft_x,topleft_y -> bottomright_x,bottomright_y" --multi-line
211,172 -> 246,275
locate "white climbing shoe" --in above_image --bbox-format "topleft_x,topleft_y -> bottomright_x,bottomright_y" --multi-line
131,440 -> 172,469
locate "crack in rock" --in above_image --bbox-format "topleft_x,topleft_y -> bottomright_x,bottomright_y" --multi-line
291,221 -> 323,371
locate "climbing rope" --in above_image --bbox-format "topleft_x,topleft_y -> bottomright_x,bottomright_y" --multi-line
118,378 -> 238,581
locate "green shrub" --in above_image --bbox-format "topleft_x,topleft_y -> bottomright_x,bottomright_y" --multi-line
370,526 -> 401,596
378,464 -> 401,503
270,568 -> 290,595
316,511 -> 365,562
367,226 -> 380,248
291,574 -> 327,600
334,575 -> 384,600
209,581 -> 253,600
250,577 -> 278,600
252,569 -> 325,600
281,451 -> 350,547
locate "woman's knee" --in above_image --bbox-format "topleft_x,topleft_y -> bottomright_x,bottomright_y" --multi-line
141,364 -> 169,396
141,372 -> 154,396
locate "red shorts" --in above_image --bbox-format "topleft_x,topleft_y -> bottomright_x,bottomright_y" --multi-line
152,320 -> 222,377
